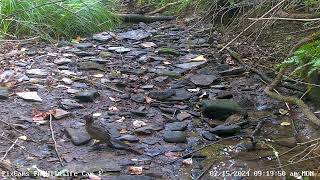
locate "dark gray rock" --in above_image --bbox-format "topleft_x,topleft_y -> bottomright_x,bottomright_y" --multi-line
167,89 -> 191,101
74,43 -> 93,50
216,64 -> 230,71
116,135 -> 139,143
149,89 -> 175,101
219,67 -> 246,76
78,61 -> 104,71
130,93 -> 145,103
0,87 -> 9,99
93,32 -> 112,42
163,131 -> 187,143
202,131 -> 218,141
202,99 -> 243,119
209,124 -> 241,136
190,74 -> 219,86
131,110 -> 147,117
134,126 -> 153,135
65,127 -> 91,146
60,99 -> 84,110
118,29 -> 151,40
74,90 -> 99,102
274,137 -> 297,148
54,58 -> 72,65
165,122 -> 187,131
74,51 -> 97,57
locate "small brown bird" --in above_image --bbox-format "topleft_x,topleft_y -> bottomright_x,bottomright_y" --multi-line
84,115 -> 142,154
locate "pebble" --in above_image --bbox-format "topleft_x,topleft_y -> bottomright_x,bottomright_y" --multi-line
74,90 -> 99,102
163,131 -> 187,143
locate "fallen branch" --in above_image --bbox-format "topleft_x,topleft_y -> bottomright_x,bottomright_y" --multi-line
147,2 -> 182,15
49,114 -> 64,166
0,119 -> 38,143
0,133 -> 38,157
0,137 -> 18,162
117,13 -> 175,23
248,17 -> 320,22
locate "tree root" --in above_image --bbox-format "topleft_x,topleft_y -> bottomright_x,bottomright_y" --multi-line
117,13 -> 175,23
264,68 -> 320,126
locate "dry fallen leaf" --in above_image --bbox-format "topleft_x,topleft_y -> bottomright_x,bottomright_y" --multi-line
18,136 -> 27,141
145,96 -> 153,104
279,108 -> 288,115
182,158 -> 192,165
128,166 -> 143,175
280,122 -> 291,126
191,55 -> 206,61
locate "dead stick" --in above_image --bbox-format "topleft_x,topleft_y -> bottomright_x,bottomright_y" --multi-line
147,2 -> 182,15
0,133 -> 38,157
0,138 -> 18,162
0,119 -> 38,143
49,115 -> 64,166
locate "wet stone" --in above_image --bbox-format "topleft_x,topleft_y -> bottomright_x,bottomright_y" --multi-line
274,137 -> 297,148
163,131 -> 187,143
65,127 -> 91,146
26,69 -> 48,78
134,126 -> 153,135
116,135 -> 139,143
149,89 -> 175,101
74,43 -> 93,50
93,32 -> 112,42
141,84 -> 154,90
202,99 -> 243,120
108,47 -> 131,53
99,51 -> 112,58
165,122 -> 187,131
74,90 -> 99,102
60,99 -> 84,110
118,29 -> 151,40
78,61 -> 104,71
167,89 -> 192,101
54,58 -> 72,65
74,51 -> 97,57
219,67 -> 246,76
209,124 -> 241,136
190,74 -> 219,86
130,93 -> 145,103
216,64 -> 230,71
0,87 -> 9,99
176,112 -> 192,121
175,61 -> 206,70
202,131 -> 218,141
131,110 -> 147,117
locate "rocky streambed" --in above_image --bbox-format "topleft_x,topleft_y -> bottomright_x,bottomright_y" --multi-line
0,19 -> 319,180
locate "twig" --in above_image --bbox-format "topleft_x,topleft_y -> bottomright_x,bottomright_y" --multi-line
0,138 -> 19,162
248,17 -> 320,22
265,143 -> 285,180
219,0 -> 287,52
250,116 -> 270,146
49,114 -> 64,166
0,119 -> 38,143
0,133 -> 38,157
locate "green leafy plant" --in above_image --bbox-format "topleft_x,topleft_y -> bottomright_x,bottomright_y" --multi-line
0,0 -> 120,40
279,38 -> 320,98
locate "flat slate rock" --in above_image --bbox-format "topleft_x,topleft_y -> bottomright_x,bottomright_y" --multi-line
190,74 -> 219,86
163,131 -> 187,143
202,99 -> 243,120
175,61 -> 206,70
93,32 -> 112,42
26,69 -> 48,78
209,124 -> 241,136
78,61 -> 104,71
54,58 -> 72,65
219,67 -> 246,76
149,89 -> 175,101
165,122 -> 187,131
65,127 -> 91,146
16,91 -> 42,102
74,43 -> 93,50
60,99 -> 84,110
74,90 -> 99,102
167,89 -> 191,101
64,159 -> 121,173
118,29 -> 151,40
